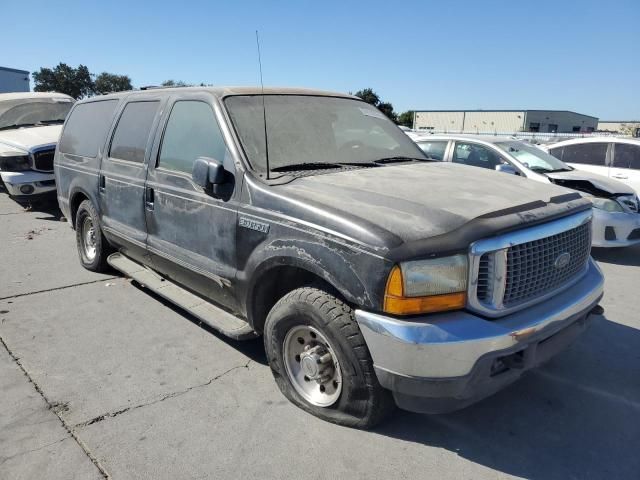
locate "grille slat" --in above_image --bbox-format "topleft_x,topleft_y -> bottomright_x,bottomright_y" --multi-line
33,149 -> 55,172
503,222 -> 591,307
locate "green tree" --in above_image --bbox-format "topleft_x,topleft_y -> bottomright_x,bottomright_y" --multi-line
354,88 -> 381,106
354,88 -> 398,123
94,72 -> 132,95
161,80 -> 190,87
32,63 -> 94,99
397,110 -> 414,128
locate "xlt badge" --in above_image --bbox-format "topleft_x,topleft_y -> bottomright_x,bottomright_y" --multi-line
239,216 -> 270,234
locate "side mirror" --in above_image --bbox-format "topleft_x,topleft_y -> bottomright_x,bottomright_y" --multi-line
192,156 -> 225,188
495,164 -> 518,175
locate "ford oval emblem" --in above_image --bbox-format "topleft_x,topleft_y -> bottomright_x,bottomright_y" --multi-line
554,252 -> 571,269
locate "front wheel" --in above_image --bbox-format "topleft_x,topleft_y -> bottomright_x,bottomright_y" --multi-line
264,287 -> 394,428
75,200 -> 112,272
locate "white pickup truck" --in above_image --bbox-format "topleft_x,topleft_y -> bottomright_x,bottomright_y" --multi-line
0,92 -> 74,203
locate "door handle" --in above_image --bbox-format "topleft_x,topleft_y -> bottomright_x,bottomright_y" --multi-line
99,175 -> 106,193
612,173 -> 628,179
145,187 -> 154,210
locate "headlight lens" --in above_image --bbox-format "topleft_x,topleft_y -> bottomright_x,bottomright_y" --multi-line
591,197 -> 624,213
384,255 -> 468,315
0,154 -> 31,172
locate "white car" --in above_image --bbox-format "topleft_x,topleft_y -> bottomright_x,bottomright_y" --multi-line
542,137 -> 640,195
0,92 -> 74,203
412,134 -> 640,248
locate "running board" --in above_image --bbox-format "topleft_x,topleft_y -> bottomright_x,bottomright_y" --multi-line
107,252 -> 257,340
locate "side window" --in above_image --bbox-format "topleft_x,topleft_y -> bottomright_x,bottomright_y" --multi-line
417,141 -> 447,160
158,101 -> 227,174
548,146 -> 563,161
59,100 -> 118,157
613,143 -> 640,170
561,143 -> 608,166
109,101 -> 160,163
452,142 -> 504,170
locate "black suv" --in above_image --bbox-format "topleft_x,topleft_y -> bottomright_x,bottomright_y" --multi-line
55,87 -> 604,427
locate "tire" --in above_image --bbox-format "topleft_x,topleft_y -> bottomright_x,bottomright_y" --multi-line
264,287 -> 394,428
75,200 -> 112,272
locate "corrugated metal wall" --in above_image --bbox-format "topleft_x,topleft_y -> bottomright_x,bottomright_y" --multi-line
414,111 -> 464,132
0,69 -> 30,93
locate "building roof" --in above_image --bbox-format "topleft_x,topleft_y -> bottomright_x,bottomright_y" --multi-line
598,120 -> 640,123
414,109 -> 598,119
0,66 -> 29,75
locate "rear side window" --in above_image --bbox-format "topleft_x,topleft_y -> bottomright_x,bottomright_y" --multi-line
452,142 -> 504,170
59,100 -> 118,157
109,101 -> 160,163
561,143 -> 608,166
417,141 -> 447,160
158,101 -> 227,174
613,143 -> 640,169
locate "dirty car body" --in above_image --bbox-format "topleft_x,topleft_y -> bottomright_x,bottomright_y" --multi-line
55,88 -> 604,422
0,92 -> 74,202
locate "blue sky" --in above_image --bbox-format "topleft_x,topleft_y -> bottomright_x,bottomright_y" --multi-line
3,0 -> 639,119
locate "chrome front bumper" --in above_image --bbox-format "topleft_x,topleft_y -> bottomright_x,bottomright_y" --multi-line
355,258 -> 604,413
1,170 -> 56,198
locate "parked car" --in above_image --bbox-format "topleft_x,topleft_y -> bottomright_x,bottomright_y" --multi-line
412,135 -> 640,248
543,137 -> 640,196
56,87 -> 604,428
0,92 -> 74,203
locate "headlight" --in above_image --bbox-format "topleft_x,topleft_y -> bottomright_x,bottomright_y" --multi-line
384,255 -> 468,315
591,197 -> 624,213
0,153 -> 31,172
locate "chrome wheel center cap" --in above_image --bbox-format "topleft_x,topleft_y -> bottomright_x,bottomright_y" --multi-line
299,345 -> 333,381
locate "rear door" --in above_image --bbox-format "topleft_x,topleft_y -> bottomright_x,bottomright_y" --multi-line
99,98 -> 163,262
550,142 -> 610,178
144,94 -> 239,310
611,142 -> 640,195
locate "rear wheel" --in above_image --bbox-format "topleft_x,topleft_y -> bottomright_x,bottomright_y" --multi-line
75,200 -> 111,272
264,287 -> 394,428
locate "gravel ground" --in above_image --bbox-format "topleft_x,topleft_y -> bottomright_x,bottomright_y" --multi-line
1,190 -> 639,480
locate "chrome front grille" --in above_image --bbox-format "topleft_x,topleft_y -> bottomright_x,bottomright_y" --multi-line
32,148 -> 55,172
468,210 -> 593,317
503,222 -> 591,306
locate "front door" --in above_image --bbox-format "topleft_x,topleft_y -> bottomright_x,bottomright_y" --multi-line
145,96 -> 239,311
99,99 -> 162,263
611,142 -> 640,195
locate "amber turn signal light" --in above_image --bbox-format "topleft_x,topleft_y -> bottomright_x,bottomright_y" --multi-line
383,265 -> 466,315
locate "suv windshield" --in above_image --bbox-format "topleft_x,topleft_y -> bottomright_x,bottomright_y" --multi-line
0,98 -> 74,130
496,141 -> 572,173
225,95 -> 427,174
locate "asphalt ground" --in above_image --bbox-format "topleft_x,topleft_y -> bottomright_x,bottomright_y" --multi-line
1,190 -> 639,480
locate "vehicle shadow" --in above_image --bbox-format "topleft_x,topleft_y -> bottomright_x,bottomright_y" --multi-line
372,314 -> 640,479
592,245 -> 640,267
129,280 -> 268,365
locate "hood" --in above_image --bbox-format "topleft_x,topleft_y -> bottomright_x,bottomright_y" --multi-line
546,169 -> 635,196
256,162 -> 589,256
0,125 -> 62,155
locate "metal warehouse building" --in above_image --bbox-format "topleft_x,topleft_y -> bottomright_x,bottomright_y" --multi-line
413,110 -> 598,134
0,66 -> 30,93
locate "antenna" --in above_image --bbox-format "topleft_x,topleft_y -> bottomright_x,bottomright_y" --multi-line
256,30 -> 270,179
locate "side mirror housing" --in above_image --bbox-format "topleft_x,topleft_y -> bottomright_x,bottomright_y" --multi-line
495,164 -> 518,175
192,156 -> 225,188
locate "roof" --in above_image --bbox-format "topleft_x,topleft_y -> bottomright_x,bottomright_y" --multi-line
83,86 -> 359,102
598,120 -> 640,123
414,109 -> 598,119
545,136 -> 640,147
0,66 -> 29,75
0,91 -> 73,102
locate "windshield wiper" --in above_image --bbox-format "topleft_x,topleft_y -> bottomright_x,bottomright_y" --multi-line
36,119 -> 65,125
547,167 -> 574,173
0,122 -> 38,131
530,166 -> 554,174
373,156 -> 429,164
271,162 -> 343,172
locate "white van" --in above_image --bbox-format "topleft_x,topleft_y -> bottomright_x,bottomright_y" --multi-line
544,137 -> 640,196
